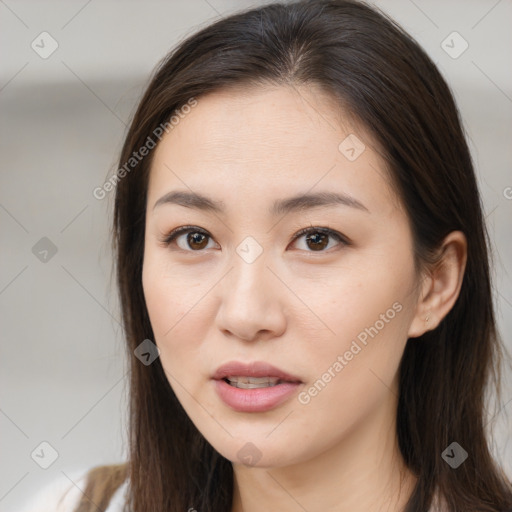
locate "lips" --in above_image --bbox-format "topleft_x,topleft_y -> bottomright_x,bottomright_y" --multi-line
212,360 -> 302,384
212,361 -> 303,412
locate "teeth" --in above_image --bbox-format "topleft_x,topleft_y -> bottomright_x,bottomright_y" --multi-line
226,376 -> 281,389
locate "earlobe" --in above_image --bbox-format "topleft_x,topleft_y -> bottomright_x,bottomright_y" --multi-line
407,231 -> 467,339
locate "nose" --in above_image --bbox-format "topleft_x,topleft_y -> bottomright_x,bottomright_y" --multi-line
214,253 -> 287,342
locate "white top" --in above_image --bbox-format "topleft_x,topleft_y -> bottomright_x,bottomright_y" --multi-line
14,470 -> 129,512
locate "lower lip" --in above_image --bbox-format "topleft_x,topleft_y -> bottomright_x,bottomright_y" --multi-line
213,379 -> 301,412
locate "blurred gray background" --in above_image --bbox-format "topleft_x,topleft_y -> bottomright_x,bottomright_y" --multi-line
1,1 -> 511,510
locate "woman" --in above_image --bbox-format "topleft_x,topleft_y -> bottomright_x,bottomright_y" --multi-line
30,0 -> 512,510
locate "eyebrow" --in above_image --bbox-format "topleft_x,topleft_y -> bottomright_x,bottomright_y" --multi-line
152,190 -> 369,215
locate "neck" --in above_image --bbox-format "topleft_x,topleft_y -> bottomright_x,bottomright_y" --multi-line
230,387 -> 417,512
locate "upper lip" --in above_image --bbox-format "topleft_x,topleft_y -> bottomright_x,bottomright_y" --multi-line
212,361 -> 302,383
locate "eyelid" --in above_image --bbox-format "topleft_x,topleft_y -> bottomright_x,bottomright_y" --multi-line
159,225 -> 351,251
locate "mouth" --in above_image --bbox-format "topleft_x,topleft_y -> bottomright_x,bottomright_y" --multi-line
212,361 -> 303,412
223,376 -> 288,389
212,360 -> 302,385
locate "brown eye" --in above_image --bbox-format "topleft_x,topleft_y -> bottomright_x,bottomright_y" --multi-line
291,227 -> 348,252
162,226 -> 216,251
186,232 -> 210,250
305,232 -> 329,251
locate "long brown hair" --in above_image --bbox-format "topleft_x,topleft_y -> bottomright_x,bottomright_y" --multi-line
82,1 -> 512,510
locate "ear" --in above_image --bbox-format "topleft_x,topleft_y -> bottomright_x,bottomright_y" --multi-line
408,231 -> 467,338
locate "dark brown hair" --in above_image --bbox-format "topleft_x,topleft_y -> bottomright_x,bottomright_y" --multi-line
78,1 -> 512,510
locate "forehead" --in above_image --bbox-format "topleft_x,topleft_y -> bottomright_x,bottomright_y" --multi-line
155,84 -> 357,163
147,84 -> 401,216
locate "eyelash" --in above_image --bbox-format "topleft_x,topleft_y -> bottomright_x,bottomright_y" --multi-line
159,225 -> 350,253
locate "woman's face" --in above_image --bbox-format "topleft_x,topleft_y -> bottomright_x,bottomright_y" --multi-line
142,85 -> 422,468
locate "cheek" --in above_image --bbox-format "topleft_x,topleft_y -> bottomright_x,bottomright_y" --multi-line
142,263 -> 206,407
294,284 -> 411,426
295,250 -> 416,381
142,252 -> 204,370
142,245 -> 204,334
141,247 -> 224,393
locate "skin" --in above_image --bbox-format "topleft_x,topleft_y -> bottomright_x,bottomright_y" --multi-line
142,84 -> 467,511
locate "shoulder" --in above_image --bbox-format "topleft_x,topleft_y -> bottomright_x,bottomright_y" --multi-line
15,469 -> 87,512
16,464 -> 129,512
